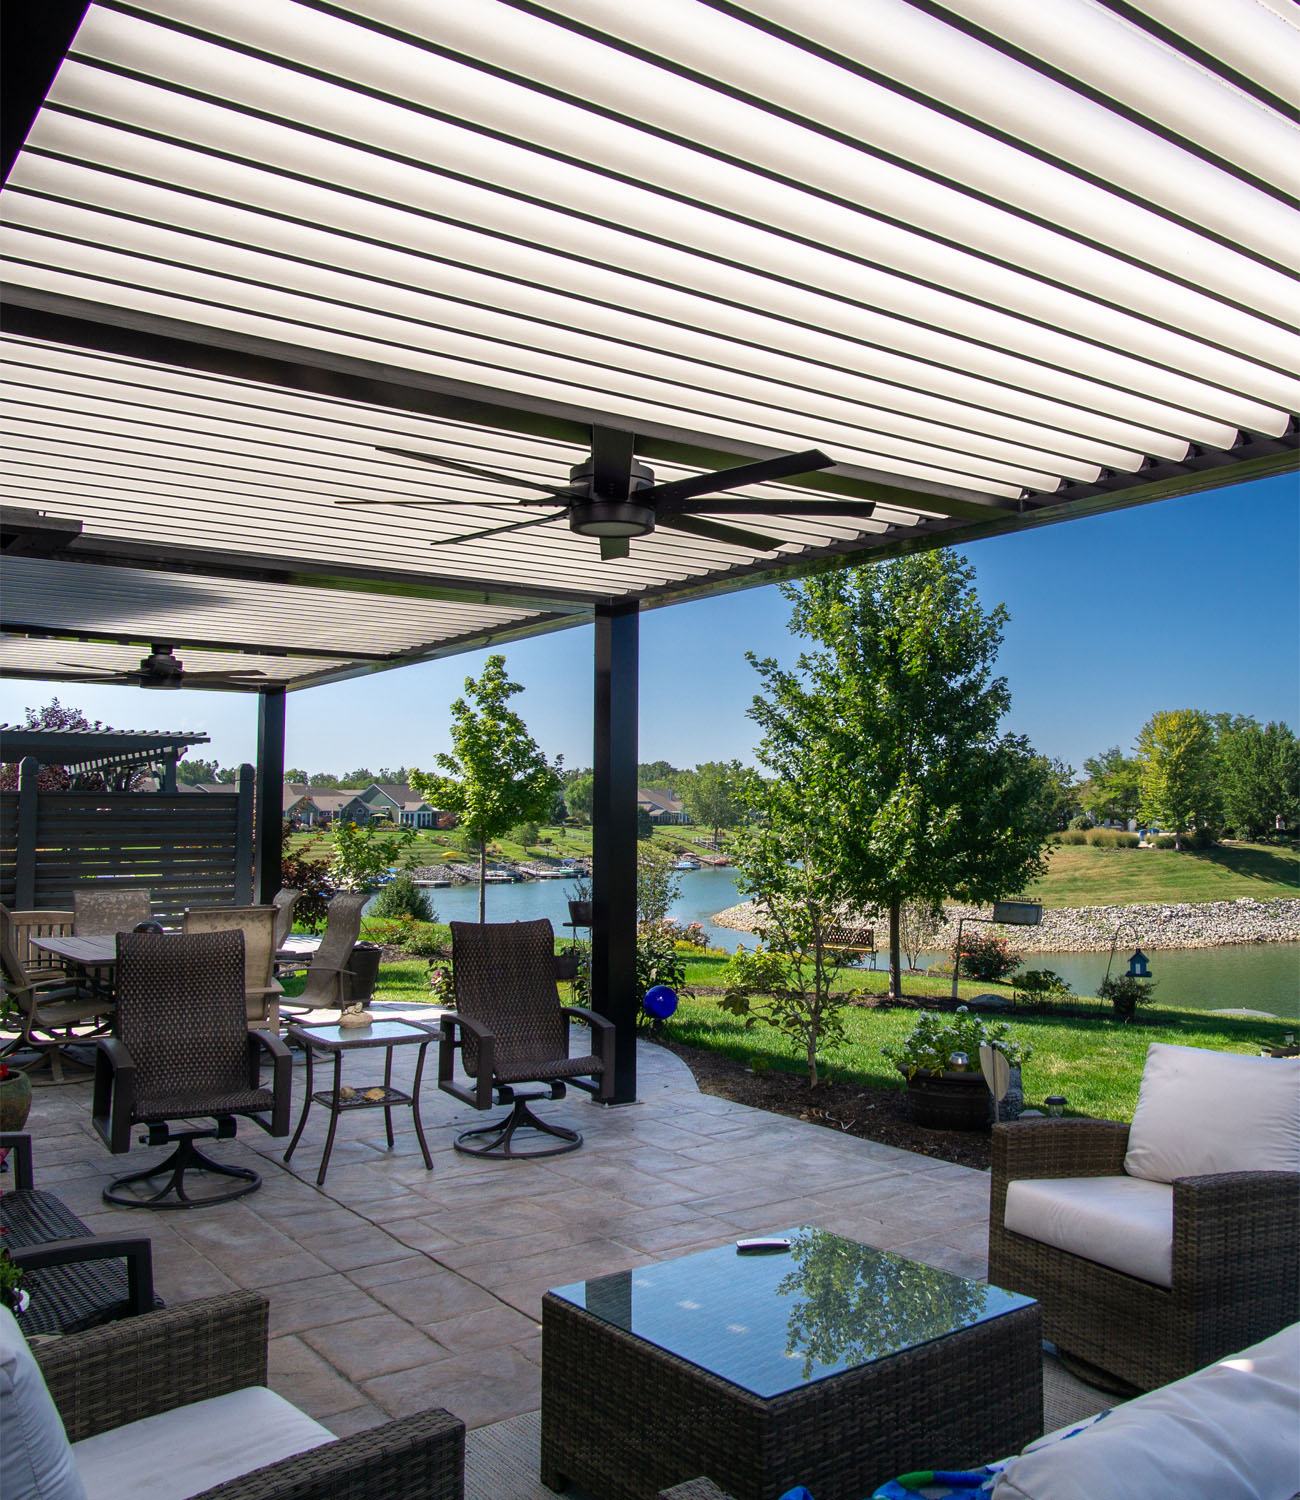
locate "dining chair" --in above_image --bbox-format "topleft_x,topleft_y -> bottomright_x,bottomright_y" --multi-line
72,889 -> 152,936
4,909 -> 75,983
0,906 -> 113,1082
182,906 -> 282,1032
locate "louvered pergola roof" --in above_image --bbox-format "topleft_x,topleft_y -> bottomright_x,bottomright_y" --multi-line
1,0 -> 1296,692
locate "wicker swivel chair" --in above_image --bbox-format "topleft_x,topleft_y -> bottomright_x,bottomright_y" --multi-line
92,930 -> 291,1209
72,887 -> 152,935
439,918 -> 614,1157
183,905 -> 282,1031
0,905 -> 113,1081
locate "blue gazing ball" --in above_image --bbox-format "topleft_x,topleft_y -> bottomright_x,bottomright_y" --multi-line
642,985 -> 679,1020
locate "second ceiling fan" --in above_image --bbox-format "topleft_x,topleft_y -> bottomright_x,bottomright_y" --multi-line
339,427 -> 874,560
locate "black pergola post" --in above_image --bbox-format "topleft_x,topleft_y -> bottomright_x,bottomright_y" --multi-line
254,687 -> 285,905
591,602 -> 639,1104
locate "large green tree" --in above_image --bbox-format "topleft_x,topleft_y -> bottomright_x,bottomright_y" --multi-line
1081,745 -> 1142,826
1136,708 -> 1218,849
176,756 -> 221,785
410,655 -> 562,920
677,760 -> 753,845
1217,719 -> 1300,839
748,553 -> 1054,999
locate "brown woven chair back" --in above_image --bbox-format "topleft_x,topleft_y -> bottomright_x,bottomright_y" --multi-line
271,888 -> 300,949
74,888 -> 152,936
114,930 -> 249,1113
450,919 -> 565,1078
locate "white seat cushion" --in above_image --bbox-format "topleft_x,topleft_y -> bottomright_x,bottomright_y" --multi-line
1004,1175 -> 1173,1286
1125,1043 -> 1300,1183
993,1322 -> 1300,1500
73,1386 -> 335,1500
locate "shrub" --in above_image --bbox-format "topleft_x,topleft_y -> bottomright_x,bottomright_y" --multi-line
369,870 -> 436,922
280,826 -> 333,931
1098,972 -> 1157,1022
1153,834 -> 1178,850
364,916 -> 448,959
1085,829 -> 1139,848
1052,830 -> 1087,845
881,1007 -> 1032,1078
1012,968 -> 1074,1009
1068,815 -> 1094,830
508,821 -> 540,847
957,931 -> 1021,982
426,961 -> 455,1006
659,917 -> 709,948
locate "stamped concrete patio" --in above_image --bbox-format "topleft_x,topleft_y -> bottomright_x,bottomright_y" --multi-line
21,1019 -> 994,1488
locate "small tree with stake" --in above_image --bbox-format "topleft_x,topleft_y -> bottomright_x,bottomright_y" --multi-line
411,655 -> 562,922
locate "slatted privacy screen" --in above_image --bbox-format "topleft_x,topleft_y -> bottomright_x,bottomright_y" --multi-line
1,761 -> 254,921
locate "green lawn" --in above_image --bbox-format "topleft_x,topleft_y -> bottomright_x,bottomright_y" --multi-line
661,991 -> 1294,1123
1023,841 -> 1298,908
286,822 -> 714,870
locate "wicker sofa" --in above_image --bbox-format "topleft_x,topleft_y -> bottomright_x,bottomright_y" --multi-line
8,1290 -> 464,1499
988,1044 -> 1300,1392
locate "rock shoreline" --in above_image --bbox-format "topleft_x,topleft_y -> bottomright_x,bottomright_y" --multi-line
710,897 -> 1300,952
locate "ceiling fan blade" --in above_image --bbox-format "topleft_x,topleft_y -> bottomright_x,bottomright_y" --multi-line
667,499 -> 878,518
590,426 -> 635,501
430,512 -> 566,547
335,497 -> 548,507
599,536 -> 630,561
647,449 -> 834,512
56,662 -> 129,677
375,447 -> 569,496
181,669 -> 268,681
658,515 -> 785,553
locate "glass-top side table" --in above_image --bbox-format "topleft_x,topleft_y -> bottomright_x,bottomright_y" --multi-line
283,1018 -> 436,1186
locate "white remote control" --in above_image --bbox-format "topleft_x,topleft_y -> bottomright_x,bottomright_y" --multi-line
735,1237 -> 792,1254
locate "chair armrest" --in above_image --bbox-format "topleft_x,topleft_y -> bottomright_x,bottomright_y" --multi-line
560,1005 -> 616,1100
248,1029 -> 293,1136
91,1037 -> 137,1153
35,1292 -> 269,1442
437,1011 -> 495,1110
991,1118 -> 1131,1226
11,1232 -> 155,1317
0,1131 -> 35,1189
1172,1170 -> 1300,1277
186,1408 -> 465,1500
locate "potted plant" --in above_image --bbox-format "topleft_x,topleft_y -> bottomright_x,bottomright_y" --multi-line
882,1008 -> 1032,1131
1098,972 -> 1156,1023
0,1063 -> 32,1132
0,1247 -> 30,1316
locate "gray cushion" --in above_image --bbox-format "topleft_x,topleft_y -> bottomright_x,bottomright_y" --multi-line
0,1305 -> 87,1500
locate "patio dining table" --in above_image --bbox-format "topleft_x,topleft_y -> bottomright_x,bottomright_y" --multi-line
29,934 -> 119,1002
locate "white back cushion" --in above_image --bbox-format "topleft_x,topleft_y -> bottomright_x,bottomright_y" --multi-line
0,1306 -> 87,1500
73,1385 -> 334,1500
993,1322 -> 1300,1500
1125,1043 -> 1300,1183
1004,1176 -> 1173,1286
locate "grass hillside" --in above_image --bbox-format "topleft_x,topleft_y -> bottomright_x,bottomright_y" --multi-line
1023,841 -> 1298,908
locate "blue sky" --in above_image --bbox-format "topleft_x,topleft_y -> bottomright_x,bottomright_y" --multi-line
3,473 -> 1296,779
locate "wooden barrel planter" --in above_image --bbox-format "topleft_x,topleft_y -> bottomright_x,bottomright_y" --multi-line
901,1068 -> 991,1131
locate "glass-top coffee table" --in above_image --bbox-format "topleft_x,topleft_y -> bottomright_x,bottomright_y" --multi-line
541,1227 -> 1040,1500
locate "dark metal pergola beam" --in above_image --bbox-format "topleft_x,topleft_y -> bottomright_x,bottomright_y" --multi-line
0,286 -> 1009,522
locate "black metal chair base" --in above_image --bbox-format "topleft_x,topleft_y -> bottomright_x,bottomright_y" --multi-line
103,1133 -> 262,1210
454,1096 -> 582,1158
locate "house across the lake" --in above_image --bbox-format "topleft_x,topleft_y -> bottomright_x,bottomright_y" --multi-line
636,787 -> 690,825
282,782 -> 443,829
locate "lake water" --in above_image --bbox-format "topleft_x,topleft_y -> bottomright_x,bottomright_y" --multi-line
373,867 -> 1300,1020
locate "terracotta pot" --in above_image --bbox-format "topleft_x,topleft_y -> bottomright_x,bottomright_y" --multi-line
0,1069 -> 32,1132
900,1067 -> 990,1131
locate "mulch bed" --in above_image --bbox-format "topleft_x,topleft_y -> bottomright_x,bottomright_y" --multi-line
659,1039 -> 992,1171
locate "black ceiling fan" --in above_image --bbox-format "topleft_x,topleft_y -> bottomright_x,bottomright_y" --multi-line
337,428 -> 874,560
57,644 -> 267,691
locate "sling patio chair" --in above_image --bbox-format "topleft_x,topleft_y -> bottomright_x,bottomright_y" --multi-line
4,907 -> 75,982
989,1042 -> 1299,1392
0,904 -> 113,1082
439,917 -> 614,1157
72,887 -> 152,935
92,929 -> 291,1209
271,886 -> 300,955
280,891 -> 368,1018
183,905 -> 282,1032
